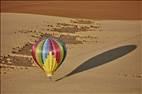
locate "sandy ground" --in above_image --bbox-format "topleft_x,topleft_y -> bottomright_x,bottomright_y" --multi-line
1,13 -> 142,94
1,1 -> 142,20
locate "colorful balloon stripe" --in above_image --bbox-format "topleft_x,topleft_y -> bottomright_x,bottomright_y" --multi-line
32,40 -> 44,69
42,39 -> 50,63
36,39 -> 45,64
51,39 -> 61,63
54,39 -> 64,63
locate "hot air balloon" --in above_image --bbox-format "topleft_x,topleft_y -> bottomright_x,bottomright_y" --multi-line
32,37 -> 67,78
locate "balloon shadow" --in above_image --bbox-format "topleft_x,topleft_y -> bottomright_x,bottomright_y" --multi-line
56,45 -> 137,81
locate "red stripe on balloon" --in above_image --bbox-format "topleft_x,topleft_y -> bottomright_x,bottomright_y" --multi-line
48,39 -> 53,52
51,39 -> 61,63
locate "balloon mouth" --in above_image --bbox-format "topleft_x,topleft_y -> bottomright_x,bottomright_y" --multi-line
46,72 -> 53,77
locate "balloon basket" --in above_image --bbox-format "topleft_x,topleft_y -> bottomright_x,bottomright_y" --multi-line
48,76 -> 52,80
45,73 -> 54,81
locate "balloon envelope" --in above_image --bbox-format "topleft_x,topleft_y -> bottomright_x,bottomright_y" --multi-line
32,37 -> 67,77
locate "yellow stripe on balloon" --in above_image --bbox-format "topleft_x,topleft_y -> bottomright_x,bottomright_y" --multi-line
43,51 -> 58,76
43,55 -> 50,76
35,39 -> 45,66
49,51 -> 52,73
51,56 -> 58,72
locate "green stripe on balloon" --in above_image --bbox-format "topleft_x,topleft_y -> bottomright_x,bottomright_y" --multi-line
59,40 -> 67,63
35,39 -> 45,65
32,41 -> 43,69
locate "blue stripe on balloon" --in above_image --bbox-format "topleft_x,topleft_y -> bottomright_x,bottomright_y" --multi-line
42,39 -> 50,63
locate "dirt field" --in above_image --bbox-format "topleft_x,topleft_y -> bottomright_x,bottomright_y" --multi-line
1,1 -> 142,94
1,1 -> 142,20
1,13 -> 141,94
